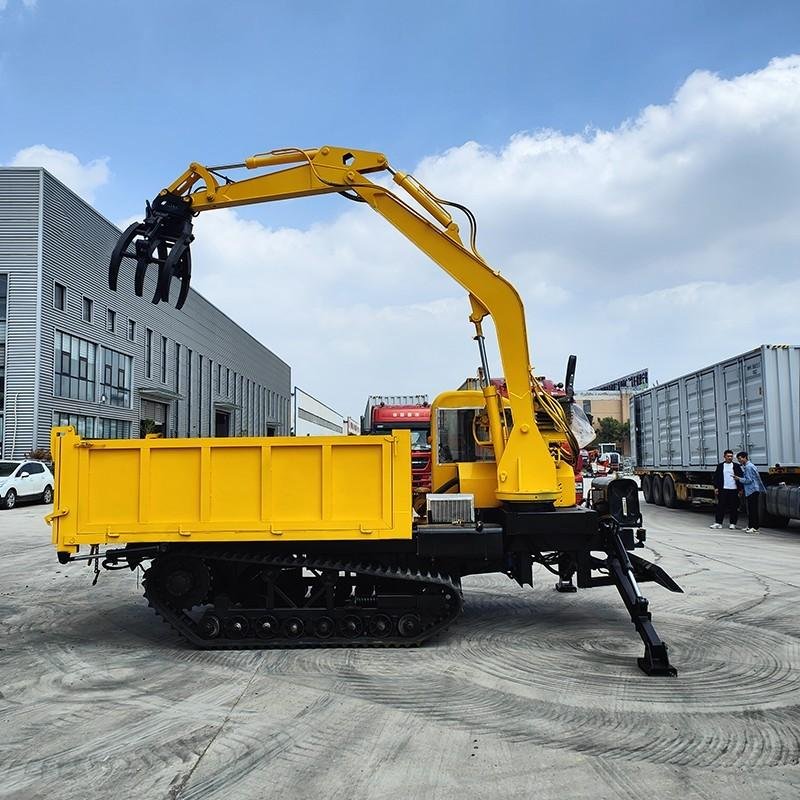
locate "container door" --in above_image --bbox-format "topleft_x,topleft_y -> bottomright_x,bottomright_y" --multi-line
656,387 -> 669,467
685,376 -> 702,466
699,370 -> 718,468
667,383 -> 681,466
743,354 -> 767,465
638,393 -> 655,466
723,361 -> 745,453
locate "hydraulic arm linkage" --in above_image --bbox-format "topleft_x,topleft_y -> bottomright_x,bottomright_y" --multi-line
109,145 -> 560,504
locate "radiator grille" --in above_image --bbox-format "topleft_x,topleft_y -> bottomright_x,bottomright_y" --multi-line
426,493 -> 475,524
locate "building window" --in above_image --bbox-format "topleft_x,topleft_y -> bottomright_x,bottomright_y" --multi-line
174,342 -> 181,392
106,308 -> 116,333
145,328 -> 153,378
127,319 -> 136,341
54,282 -> 66,311
97,418 -> 131,439
81,296 -> 93,323
54,411 -> 95,438
161,335 -> 168,384
55,331 -> 96,401
100,347 -> 132,407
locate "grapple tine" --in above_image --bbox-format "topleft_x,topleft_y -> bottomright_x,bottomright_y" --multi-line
108,221 -> 141,291
175,248 -> 192,310
152,242 -> 169,304
134,243 -> 150,298
157,239 -> 186,305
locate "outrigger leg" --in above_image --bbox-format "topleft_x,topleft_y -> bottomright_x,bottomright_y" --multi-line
604,527 -> 679,677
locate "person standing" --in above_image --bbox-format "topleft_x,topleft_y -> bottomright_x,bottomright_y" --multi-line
709,449 -> 743,530
734,451 -> 766,533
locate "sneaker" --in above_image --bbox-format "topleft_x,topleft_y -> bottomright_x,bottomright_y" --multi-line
729,524 -> 738,530
709,523 -> 723,529
744,527 -> 759,533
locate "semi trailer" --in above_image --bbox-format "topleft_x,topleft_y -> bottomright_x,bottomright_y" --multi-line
631,345 -> 800,526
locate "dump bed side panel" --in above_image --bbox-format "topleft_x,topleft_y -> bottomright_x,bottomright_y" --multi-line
50,427 -> 412,550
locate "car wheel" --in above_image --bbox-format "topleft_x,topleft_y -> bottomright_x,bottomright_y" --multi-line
3,489 -> 17,510
42,485 -> 54,505
641,475 -> 653,504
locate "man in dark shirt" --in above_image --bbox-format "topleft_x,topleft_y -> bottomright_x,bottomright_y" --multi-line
710,449 -> 743,529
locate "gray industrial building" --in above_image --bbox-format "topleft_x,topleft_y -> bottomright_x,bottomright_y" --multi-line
0,167 -> 291,458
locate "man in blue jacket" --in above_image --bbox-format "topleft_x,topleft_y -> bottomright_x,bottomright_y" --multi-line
734,451 -> 766,533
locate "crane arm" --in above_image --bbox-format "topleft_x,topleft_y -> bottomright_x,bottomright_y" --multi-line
109,145 -> 560,503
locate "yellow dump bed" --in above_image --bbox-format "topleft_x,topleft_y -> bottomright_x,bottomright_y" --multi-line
49,427 -> 412,554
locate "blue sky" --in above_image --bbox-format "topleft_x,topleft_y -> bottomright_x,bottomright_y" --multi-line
3,1 -> 798,223
2,1 -> 800,416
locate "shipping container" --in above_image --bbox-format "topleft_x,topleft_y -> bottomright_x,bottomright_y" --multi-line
631,345 -> 800,525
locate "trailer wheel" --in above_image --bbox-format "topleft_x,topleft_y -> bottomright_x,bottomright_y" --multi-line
759,493 -> 790,528
662,476 -> 679,509
641,475 -> 654,504
651,475 -> 664,506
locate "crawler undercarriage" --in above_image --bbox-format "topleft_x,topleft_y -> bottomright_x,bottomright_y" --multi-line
97,499 -> 681,676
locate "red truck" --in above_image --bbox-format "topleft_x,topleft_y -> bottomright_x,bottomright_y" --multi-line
361,395 -> 432,493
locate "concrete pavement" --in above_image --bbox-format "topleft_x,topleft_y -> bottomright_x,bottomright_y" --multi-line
0,502 -> 798,799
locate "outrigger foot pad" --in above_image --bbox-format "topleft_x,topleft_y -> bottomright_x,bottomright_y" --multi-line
108,192 -> 195,309
554,579 -> 577,593
638,644 -> 678,677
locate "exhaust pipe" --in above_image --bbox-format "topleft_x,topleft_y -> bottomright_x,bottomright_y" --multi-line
108,192 -> 195,309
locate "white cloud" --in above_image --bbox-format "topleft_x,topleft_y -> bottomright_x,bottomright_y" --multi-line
9,145 -> 110,203
0,0 -> 37,11
137,56 -> 800,415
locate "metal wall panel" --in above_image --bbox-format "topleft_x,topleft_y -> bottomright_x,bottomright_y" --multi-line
0,169 -> 41,458
0,167 -> 293,457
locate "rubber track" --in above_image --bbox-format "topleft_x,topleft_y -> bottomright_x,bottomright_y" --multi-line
144,548 -> 463,650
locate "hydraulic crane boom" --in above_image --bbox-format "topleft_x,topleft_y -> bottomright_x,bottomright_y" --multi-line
97,143 -> 682,675
110,146 -> 564,504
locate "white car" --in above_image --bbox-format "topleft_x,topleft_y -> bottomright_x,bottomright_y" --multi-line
0,460 -> 54,510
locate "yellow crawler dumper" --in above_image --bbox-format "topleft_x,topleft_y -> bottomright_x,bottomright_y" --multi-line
49,145 -> 681,674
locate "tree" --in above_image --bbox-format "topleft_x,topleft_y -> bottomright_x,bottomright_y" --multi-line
590,417 -> 625,449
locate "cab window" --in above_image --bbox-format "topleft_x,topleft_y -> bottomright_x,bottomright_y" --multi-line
436,407 -> 495,464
